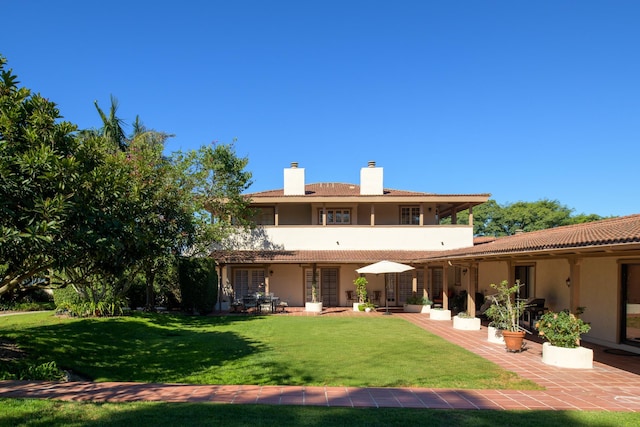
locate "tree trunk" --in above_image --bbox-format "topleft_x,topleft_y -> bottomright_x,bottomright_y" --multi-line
145,267 -> 156,310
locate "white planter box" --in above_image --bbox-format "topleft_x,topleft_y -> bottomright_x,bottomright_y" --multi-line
404,304 -> 431,313
541,342 -> 593,369
353,303 -> 363,312
453,315 -> 481,330
487,326 -> 505,344
305,302 -> 323,313
430,309 -> 451,321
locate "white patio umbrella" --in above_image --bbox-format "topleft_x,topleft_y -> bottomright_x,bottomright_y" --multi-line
355,260 -> 415,315
356,260 -> 415,275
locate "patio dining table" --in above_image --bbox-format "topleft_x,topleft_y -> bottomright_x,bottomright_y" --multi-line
242,295 -> 280,313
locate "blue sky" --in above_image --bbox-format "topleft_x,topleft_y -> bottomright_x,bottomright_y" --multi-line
4,1 -> 639,217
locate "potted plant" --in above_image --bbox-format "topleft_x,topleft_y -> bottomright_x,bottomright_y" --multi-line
403,294 -> 433,313
358,301 -> 376,312
430,306 -> 452,321
305,274 -> 323,313
484,280 -> 528,352
536,309 -> 593,368
453,310 -> 481,330
353,276 -> 368,311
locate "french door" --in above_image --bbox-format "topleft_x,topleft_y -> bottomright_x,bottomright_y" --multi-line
305,267 -> 339,306
622,263 -> 640,346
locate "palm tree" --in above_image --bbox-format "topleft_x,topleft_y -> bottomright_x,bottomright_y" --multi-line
94,95 -> 127,151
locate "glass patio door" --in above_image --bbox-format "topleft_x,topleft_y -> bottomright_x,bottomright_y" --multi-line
320,268 -> 338,307
305,267 -> 338,307
622,263 -> 640,346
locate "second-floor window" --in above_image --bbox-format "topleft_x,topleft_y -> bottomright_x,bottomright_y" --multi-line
400,206 -> 420,225
253,207 -> 275,225
319,209 -> 351,224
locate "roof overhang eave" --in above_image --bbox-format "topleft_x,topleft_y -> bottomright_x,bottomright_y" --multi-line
418,242 -> 640,264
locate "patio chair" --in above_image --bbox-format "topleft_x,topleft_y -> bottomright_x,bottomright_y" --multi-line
242,297 -> 258,314
370,291 -> 381,305
276,298 -> 289,313
346,290 -> 356,304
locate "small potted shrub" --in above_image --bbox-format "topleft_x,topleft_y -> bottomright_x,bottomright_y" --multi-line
536,309 -> 593,368
358,301 -> 376,312
484,280 -> 528,351
453,310 -> 481,330
305,276 -> 323,313
403,294 -> 433,313
353,276 -> 368,311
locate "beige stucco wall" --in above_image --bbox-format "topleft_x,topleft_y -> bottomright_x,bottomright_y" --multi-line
372,204 -> 398,225
266,264 -> 305,305
277,204 -> 311,225
579,257 -> 619,344
532,259 -> 570,311
477,261 -> 509,296
222,263 -> 391,307
475,256 -> 621,346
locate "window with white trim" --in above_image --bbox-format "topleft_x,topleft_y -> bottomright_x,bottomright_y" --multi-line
400,206 -> 420,225
254,207 -> 275,225
318,208 -> 351,224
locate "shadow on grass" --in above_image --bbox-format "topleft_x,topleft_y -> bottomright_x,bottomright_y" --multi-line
1,399 -> 633,427
8,313 -> 296,384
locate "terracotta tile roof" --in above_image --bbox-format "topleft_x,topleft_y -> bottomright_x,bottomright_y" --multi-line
430,214 -> 640,260
247,183 -> 482,198
211,249 -> 437,265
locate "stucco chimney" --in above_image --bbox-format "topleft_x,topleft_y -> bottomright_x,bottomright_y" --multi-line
284,162 -> 305,195
360,161 -> 383,195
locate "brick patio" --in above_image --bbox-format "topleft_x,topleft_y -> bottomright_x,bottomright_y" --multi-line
1,307 -> 639,411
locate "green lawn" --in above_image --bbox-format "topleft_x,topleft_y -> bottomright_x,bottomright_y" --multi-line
1,311 -> 537,389
1,399 -> 639,427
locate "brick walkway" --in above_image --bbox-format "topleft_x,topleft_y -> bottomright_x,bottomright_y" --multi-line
1,308 -> 639,411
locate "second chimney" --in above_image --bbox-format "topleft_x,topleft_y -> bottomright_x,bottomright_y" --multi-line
360,161 -> 383,195
284,162 -> 305,195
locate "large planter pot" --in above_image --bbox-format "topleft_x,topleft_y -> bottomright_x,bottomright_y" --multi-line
430,309 -> 451,321
487,326 -> 505,344
453,315 -> 481,330
541,342 -> 593,369
305,302 -> 323,313
502,330 -> 526,352
353,302 -> 363,312
404,304 -> 431,313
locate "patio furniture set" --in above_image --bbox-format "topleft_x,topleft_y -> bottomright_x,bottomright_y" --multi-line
230,294 -> 288,314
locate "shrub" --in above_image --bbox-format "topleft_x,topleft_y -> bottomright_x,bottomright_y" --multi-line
353,277 -> 368,303
536,310 -> 591,348
484,280 -> 527,332
456,311 -> 474,318
53,286 -> 81,312
178,257 -> 218,315
358,301 -> 376,311
53,286 -> 126,317
0,361 -> 66,381
405,294 -> 432,305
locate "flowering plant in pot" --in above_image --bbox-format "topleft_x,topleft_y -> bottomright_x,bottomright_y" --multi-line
536,310 -> 591,348
535,309 -> 592,368
484,280 -> 528,351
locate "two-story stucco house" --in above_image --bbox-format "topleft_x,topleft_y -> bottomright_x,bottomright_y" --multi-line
212,161 -> 640,353
213,161 -> 490,309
